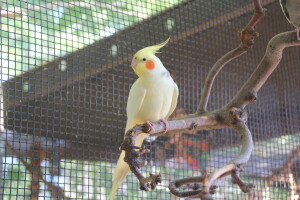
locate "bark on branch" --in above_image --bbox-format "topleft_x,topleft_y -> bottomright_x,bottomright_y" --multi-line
197,0 -> 265,113
168,122 -> 254,199
227,31 -> 300,108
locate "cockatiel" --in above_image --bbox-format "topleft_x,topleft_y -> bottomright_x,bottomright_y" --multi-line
279,0 -> 300,40
109,38 -> 179,199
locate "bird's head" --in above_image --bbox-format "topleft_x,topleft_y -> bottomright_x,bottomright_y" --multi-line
131,38 -> 169,77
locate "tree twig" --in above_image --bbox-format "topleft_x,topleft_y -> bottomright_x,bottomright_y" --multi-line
240,0 -> 265,42
197,0 -> 265,113
168,122 -> 254,199
227,31 -> 300,108
196,46 -> 250,114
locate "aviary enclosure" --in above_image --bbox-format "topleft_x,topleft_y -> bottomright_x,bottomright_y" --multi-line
0,0 -> 299,199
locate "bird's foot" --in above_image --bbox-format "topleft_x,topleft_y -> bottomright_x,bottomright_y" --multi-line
296,28 -> 300,41
145,120 -> 155,132
159,118 -> 169,134
139,173 -> 162,191
149,173 -> 162,190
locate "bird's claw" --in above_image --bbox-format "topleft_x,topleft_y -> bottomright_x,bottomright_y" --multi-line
120,122 -> 164,192
145,120 -> 155,132
240,183 -> 255,193
137,146 -> 150,156
209,185 -> 218,194
125,125 -> 145,137
139,173 -> 162,191
150,173 -> 162,190
120,133 -> 158,191
119,136 -> 134,151
159,119 -> 169,134
140,183 -> 149,191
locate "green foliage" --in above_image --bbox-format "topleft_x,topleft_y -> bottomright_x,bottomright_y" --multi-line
60,159 -> 198,199
3,157 -> 32,200
2,157 -> 291,199
61,160 -> 113,199
1,0 -> 183,79
269,186 -> 289,199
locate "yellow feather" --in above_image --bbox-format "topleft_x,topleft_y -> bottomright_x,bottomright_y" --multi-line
135,37 -> 170,57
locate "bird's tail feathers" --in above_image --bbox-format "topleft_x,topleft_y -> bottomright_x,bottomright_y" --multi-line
109,151 -> 129,200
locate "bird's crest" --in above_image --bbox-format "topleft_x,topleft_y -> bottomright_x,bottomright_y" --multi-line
136,38 -> 170,56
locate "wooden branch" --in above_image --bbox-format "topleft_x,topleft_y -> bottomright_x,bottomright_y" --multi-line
196,45 -> 250,114
240,0 -> 265,42
227,31 -> 300,108
197,0 -> 265,113
171,31 -> 300,199
169,175 -> 217,198
203,122 -> 253,192
121,105 -> 251,192
149,113 -> 221,136
168,122 -> 254,199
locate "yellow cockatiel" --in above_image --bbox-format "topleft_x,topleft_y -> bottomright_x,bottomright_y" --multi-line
109,38 -> 179,199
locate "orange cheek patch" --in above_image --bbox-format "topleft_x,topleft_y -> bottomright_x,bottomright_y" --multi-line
146,60 -> 155,70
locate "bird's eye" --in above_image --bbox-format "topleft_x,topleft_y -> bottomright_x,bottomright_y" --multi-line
142,58 -> 146,61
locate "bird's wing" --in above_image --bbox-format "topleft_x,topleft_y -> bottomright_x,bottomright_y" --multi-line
126,81 -> 147,131
165,82 -> 179,119
280,0 -> 292,23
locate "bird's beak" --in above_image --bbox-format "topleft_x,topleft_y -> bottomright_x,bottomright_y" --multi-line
131,58 -> 138,69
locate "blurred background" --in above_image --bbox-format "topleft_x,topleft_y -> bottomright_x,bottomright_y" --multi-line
0,0 -> 299,199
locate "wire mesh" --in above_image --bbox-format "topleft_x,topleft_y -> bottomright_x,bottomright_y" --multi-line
0,0 -> 299,199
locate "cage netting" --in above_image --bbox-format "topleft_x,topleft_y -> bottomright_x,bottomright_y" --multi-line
0,0 -> 299,199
